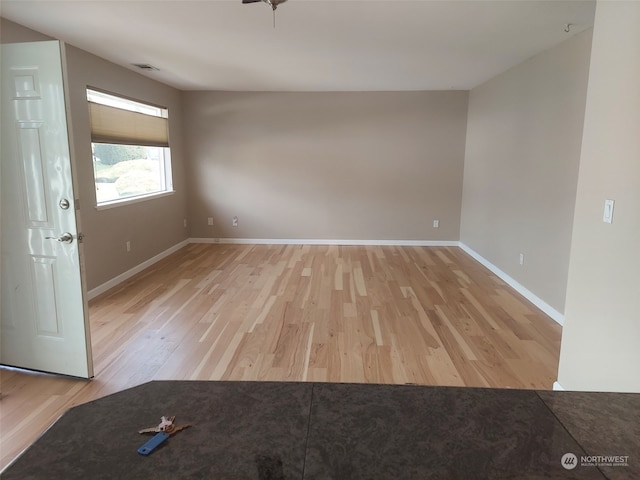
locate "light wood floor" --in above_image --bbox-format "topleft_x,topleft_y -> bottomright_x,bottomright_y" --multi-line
0,244 -> 562,470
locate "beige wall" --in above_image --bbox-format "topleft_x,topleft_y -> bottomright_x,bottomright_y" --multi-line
2,19 -> 189,290
460,30 -> 592,314
558,1 -> 640,393
65,46 -> 188,290
0,17 -> 52,42
183,91 -> 468,241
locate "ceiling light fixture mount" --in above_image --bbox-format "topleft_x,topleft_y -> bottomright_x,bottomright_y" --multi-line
243,0 -> 288,12
242,0 -> 288,27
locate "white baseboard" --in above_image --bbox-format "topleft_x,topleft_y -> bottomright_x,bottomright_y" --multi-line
553,381 -> 566,391
87,239 -> 190,300
458,243 -> 564,326
189,238 -> 460,247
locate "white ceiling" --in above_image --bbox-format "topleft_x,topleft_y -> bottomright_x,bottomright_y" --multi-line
1,0 -> 596,92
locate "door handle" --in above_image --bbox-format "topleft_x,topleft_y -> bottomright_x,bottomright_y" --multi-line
45,232 -> 74,244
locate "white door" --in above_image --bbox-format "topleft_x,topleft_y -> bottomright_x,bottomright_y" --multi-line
1,41 -> 93,378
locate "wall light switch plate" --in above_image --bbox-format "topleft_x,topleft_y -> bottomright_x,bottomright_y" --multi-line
603,199 -> 614,224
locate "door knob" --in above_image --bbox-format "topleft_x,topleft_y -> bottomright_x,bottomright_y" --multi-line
45,232 -> 74,244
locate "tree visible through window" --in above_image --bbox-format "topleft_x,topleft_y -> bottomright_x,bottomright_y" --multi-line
87,89 -> 173,205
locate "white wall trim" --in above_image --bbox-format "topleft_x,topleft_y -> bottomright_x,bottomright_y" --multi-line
189,238 -> 460,247
458,243 -> 564,326
552,381 -> 566,391
87,239 -> 190,300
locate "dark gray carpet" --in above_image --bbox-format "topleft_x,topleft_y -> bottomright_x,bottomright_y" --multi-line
3,381 -> 638,479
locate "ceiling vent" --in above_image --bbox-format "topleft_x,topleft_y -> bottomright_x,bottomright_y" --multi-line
132,63 -> 159,71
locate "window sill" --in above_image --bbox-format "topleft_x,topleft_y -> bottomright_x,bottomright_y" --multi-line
95,190 -> 175,211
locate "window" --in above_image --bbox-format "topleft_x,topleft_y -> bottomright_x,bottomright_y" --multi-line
87,89 -> 173,206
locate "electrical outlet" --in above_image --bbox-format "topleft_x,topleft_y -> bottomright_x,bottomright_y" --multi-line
232,216 -> 238,227
433,220 -> 439,228
603,199 -> 615,224
519,253 -> 524,265
126,241 -> 131,253
207,217 -> 214,226
183,218 -> 187,228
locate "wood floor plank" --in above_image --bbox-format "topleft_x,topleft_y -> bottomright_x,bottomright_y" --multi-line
0,244 -> 562,471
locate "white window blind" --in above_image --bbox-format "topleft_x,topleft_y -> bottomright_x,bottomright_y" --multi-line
88,101 -> 169,147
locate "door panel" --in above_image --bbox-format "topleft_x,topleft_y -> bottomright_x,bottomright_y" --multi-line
1,41 -> 93,378
19,123 -> 51,225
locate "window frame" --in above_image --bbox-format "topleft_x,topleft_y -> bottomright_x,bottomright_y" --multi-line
87,88 -> 174,209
